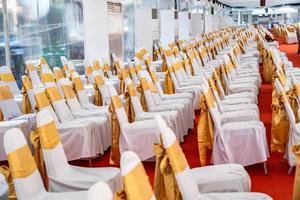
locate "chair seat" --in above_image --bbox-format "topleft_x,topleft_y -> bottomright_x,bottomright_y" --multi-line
221,110 -> 259,124
213,121 -> 269,166
122,119 -> 160,161
48,165 -> 120,193
202,192 -> 272,200
191,164 -> 250,193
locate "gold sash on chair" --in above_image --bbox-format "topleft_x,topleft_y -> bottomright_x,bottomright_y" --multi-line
94,75 -> 105,106
21,76 -> 33,114
125,84 -> 136,123
30,130 -> 48,188
271,91 -> 290,153
0,109 -> 3,121
154,143 -> 182,200
292,144 -> 300,200
122,162 -> 154,200
164,69 -> 174,94
0,165 -> 16,200
109,96 -> 122,166
197,92 -> 214,166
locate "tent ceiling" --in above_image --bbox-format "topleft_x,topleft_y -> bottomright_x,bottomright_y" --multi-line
218,0 -> 300,7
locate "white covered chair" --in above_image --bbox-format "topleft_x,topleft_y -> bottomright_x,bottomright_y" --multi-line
139,77 -> 192,133
0,66 -> 20,96
157,116 -> 272,200
0,81 -> 36,129
108,85 -> 160,161
4,128 -> 113,200
36,110 -> 121,193
202,84 -> 269,168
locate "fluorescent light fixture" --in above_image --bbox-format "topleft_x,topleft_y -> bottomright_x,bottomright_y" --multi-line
275,6 -> 297,14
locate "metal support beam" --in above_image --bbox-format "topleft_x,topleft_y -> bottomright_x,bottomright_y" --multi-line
2,0 -> 11,67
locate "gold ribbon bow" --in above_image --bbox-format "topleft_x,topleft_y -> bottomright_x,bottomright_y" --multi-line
21,87 -> 32,114
271,91 -> 290,153
113,189 -> 127,200
164,70 -> 174,94
0,166 -> 16,200
154,143 -> 182,200
93,83 -> 103,106
30,130 -> 48,188
292,144 -> 300,200
136,84 -> 148,112
197,94 -> 214,166
124,91 -> 135,123
109,104 -> 121,166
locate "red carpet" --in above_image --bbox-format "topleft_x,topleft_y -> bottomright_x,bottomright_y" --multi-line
72,40 -> 299,200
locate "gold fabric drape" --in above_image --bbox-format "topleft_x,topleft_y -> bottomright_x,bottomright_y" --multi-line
113,190 -> 127,200
136,85 -> 148,112
21,87 -> 32,114
122,162 -> 154,200
153,143 -> 182,200
164,70 -> 174,94
271,91 -> 290,153
292,144 -> 300,200
0,166 -> 16,200
0,110 -> 3,121
21,76 -> 33,114
109,103 -> 121,166
30,130 -> 48,188
197,94 -> 214,166
93,83 -> 103,106
124,92 -> 135,123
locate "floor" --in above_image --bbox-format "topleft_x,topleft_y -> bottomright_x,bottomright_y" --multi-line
73,39 -> 299,200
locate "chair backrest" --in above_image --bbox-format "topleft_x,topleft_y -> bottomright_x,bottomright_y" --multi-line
0,81 -> 21,120
21,75 -> 35,111
41,68 -> 55,84
108,85 -> 129,128
201,83 -> 221,127
212,68 -> 226,98
85,65 -> 94,83
36,110 -> 69,177
127,59 -> 139,85
45,83 -> 74,123
71,72 -> 91,107
87,181 -> 113,200
94,72 -> 110,105
59,78 -> 82,112
0,66 -> 20,95
53,67 -> 64,81
34,87 -> 60,125
4,128 -> 46,200
26,63 -> 41,87
140,77 -> 156,107
126,79 -> 144,114
155,115 -> 201,200
120,151 -> 156,200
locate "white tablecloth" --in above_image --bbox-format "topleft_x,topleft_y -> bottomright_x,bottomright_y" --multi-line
0,174 -> 8,200
0,120 -> 31,161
